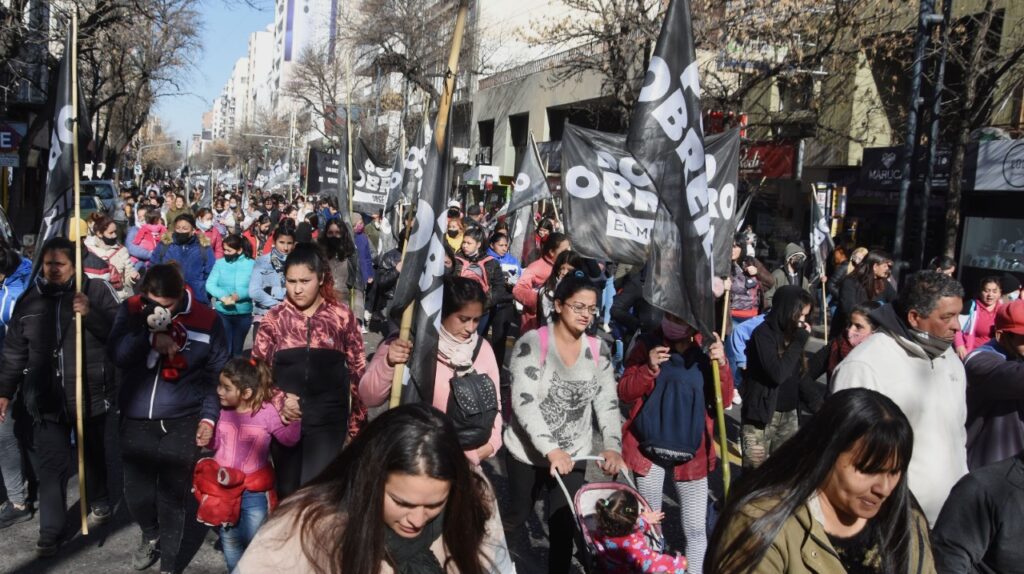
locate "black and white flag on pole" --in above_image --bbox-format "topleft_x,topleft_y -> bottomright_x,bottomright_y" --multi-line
705,128 -> 741,276
734,190 -> 755,233
386,117 -> 433,217
626,0 -> 716,338
351,139 -> 392,213
389,119 -> 451,404
38,24 -> 92,248
502,132 -> 551,217
307,148 -> 348,219
809,193 -> 833,284
562,123 -> 657,266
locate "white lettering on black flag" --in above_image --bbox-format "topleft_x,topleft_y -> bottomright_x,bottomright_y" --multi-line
627,0 -> 715,338
388,119 -> 451,404
504,131 -> 551,216
38,25 -> 92,250
809,195 -> 833,283
705,128 -> 741,276
562,123 -> 657,266
352,139 -> 392,213
307,149 -> 348,217
386,118 -> 433,216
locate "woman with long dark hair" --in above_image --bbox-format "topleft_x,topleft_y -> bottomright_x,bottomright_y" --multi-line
318,218 -> 358,305
834,250 -> 896,334
503,274 -> 625,572
251,243 -> 367,497
708,388 -> 934,574
236,403 -> 510,573
360,277 -> 502,465
740,285 -> 820,468
537,249 -> 584,326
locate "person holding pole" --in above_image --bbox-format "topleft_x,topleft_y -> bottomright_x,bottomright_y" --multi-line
618,314 -> 733,574
0,237 -> 120,556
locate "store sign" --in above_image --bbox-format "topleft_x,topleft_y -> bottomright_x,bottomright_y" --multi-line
974,140 -> 1024,192
740,143 -> 795,179
0,121 -> 26,168
860,146 -> 951,190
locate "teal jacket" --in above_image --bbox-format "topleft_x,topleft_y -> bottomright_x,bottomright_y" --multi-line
206,256 -> 256,315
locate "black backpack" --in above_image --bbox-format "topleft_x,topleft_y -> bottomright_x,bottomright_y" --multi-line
631,339 -> 706,465
446,337 -> 499,449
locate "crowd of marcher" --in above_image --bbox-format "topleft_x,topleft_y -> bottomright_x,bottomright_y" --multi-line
0,178 -> 1023,574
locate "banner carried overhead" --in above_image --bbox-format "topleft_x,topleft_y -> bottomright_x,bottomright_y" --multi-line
626,0 -> 716,338
306,148 -> 348,214
561,123 -> 739,271
351,139 -> 393,213
562,123 -> 658,266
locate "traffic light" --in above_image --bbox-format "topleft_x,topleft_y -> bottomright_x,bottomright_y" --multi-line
176,140 -> 182,149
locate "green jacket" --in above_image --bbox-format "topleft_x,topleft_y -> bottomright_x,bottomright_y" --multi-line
715,496 -> 936,574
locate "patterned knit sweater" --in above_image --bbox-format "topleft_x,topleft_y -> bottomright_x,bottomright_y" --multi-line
503,325 -> 623,466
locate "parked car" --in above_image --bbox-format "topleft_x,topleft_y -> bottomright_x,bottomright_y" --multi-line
80,179 -> 116,214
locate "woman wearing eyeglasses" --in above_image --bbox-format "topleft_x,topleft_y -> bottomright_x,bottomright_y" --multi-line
502,274 -> 626,572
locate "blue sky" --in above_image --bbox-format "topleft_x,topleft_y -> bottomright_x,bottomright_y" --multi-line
155,1 -> 273,140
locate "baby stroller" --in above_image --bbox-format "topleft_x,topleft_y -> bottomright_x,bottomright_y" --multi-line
553,456 -> 674,573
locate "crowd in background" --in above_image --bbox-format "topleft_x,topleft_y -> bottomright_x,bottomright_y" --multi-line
0,177 -> 1021,573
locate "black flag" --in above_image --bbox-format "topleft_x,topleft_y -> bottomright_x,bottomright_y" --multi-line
503,132 -> 551,216
307,148 -> 347,217
704,128 -> 741,276
386,116 -> 432,217
562,123 -> 657,266
38,25 -> 92,247
734,190 -> 755,233
809,193 -> 834,284
352,139 -> 392,213
627,0 -> 716,337
389,118 -> 451,404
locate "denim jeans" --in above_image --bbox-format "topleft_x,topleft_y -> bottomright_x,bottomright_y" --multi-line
602,276 -> 615,326
0,400 -> 27,506
220,490 -> 269,570
219,313 -> 253,357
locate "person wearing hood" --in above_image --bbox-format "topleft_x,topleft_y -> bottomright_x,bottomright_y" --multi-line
832,270 -> 967,527
740,285 -> 827,469
83,213 -> 140,301
151,213 -> 216,304
764,243 -> 810,309
0,238 -> 120,555
961,299 -> 1024,470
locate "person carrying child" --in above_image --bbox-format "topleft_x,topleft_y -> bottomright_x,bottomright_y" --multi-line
593,490 -> 687,574
194,357 -> 301,571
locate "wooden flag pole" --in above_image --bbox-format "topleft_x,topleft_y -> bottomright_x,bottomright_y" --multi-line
822,279 -> 829,342
711,358 -> 731,500
70,12 -> 89,535
390,0 -> 470,407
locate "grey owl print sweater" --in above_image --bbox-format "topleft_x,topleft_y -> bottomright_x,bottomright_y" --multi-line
503,325 -> 623,466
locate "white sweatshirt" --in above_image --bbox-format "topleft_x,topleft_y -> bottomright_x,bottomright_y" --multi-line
832,330 -> 968,527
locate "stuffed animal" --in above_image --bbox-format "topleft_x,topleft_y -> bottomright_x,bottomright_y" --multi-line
143,302 -> 189,381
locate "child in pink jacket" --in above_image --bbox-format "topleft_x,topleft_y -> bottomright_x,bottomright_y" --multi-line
133,210 -> 166,253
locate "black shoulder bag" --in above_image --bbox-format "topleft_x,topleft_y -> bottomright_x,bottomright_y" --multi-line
445,337 -> 499,450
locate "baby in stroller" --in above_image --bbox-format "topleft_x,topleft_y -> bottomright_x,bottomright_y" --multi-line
593,490 -> 688,574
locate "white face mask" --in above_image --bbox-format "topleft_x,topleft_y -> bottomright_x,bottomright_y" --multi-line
1009,291 -> 1021,302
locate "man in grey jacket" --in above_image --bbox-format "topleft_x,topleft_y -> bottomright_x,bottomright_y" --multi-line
964,299 -> 1024,470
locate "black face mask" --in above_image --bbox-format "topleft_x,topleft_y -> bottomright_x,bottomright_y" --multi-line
36,275 -> 74,297
446,229 -> 459,238
789,258 -> 806,272
102,236 -> 118,246
224,253 -> 241,263
325,237 -> 344,252
173,232 -> 192,245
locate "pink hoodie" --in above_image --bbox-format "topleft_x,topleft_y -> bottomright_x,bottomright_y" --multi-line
134,223 -> 166,252
360,338 -> 502,465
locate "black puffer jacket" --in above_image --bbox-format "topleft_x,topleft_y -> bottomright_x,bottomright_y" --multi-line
0,276 -> 120,421
741,285 -> 827,425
